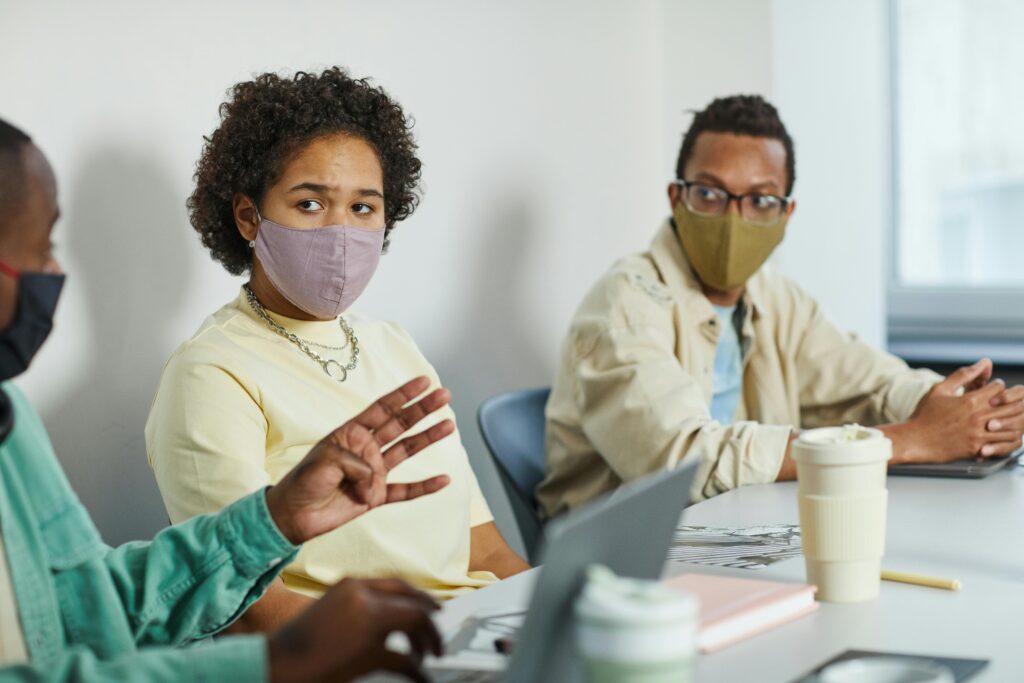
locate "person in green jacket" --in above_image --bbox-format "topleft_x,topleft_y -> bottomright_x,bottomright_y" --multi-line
0,117 -> 459,681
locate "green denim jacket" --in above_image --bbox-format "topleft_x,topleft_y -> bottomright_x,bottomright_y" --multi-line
0,382 -> 299,681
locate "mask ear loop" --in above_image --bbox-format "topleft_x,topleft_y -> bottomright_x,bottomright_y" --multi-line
249,199 -> 262,249
0,261 -> 21,281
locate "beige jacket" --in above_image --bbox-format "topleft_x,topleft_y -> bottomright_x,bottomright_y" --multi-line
538,220 -> 941,516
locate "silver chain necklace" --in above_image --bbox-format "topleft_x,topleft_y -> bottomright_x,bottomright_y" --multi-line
244,284 -> 360,382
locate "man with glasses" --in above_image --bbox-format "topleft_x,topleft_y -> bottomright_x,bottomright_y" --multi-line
538,95 -> 1024,515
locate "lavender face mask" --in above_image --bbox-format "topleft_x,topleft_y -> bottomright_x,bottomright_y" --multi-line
252,214 -> 385,319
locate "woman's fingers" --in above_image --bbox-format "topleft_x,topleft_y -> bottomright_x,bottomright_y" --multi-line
381,420 -> 455,470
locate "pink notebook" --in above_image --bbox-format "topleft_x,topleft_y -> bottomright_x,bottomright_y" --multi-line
663,574 -> 818,653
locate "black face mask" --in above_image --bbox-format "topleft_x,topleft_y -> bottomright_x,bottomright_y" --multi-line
0,272 -> 65,382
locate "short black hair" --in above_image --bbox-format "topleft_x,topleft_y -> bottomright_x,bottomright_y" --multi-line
189,67 -> 423,276
0,118 -> 32,217
675,95 -> 796,195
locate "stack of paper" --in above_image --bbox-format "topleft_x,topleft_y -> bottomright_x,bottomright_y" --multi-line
666,524 -> 803,569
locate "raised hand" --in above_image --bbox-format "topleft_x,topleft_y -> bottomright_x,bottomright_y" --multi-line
266,376 -> 455,545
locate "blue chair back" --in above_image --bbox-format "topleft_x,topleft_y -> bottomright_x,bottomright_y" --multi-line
477,387 -> 550,562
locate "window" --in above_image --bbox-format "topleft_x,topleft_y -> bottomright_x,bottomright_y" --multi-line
889,0 -> 1024,359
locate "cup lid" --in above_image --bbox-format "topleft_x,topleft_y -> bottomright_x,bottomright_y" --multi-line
574,565 -> 698,625
792,425 -> 892,465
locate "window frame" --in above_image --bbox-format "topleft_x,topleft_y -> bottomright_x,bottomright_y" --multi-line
886,0 -> 1024,360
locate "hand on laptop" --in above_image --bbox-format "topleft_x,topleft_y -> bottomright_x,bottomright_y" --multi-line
269,577 -> 442,683
266,375 -> 455,546
958,359 -> 1024,456
891,359 -> 1024,463
983,382 -> 1024,450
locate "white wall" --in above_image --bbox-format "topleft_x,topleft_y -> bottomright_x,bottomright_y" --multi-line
0,0 -> 887,549
0,0 -> 669,548
771,0 -> 891,349
659,0 -> 775,177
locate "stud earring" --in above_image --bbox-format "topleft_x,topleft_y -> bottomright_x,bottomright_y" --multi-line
248,239 -> 255,248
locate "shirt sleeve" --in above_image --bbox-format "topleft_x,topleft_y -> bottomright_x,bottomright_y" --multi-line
103,489 -> 298,645
0,635 -> 266,683
570,272 -> 792,502
146,348 -> 270,524
786,281 -> 942,427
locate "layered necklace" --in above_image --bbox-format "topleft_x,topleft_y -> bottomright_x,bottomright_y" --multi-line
244,284 -> 360,382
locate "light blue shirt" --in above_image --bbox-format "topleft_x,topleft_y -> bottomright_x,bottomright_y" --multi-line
710,305 -> 743,425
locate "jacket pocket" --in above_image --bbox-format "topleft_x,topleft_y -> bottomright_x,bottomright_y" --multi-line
39,501 -> 135,655
39,501 -> 106,570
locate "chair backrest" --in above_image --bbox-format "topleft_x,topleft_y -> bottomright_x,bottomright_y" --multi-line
477,387 -> 551,563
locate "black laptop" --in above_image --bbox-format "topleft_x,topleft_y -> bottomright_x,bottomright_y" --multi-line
888,448 -> 1023,478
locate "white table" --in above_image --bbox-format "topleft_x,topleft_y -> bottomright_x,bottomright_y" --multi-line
438,466 -> 1024,681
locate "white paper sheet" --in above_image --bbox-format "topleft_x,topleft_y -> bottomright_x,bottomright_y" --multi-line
666,524 -> 802,569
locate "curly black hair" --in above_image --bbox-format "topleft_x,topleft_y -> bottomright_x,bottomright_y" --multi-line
188,67 -> 422,275
676,94 -> 796,195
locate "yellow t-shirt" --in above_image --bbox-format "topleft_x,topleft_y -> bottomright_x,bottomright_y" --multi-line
145,289 -> 498,599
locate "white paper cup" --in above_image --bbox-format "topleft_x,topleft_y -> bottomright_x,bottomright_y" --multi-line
574,566 -> 698,682
792,426 -> 891,603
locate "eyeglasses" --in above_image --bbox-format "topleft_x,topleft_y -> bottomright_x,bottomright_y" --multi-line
675,179 -> 791,225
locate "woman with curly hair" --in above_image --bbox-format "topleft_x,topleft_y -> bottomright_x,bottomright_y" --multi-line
145,67 -> 528,633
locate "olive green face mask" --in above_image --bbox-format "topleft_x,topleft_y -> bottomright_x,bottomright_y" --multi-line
672,202 -> 786,290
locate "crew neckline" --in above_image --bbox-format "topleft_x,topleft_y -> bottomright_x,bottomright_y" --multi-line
235,287 -> 351,346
